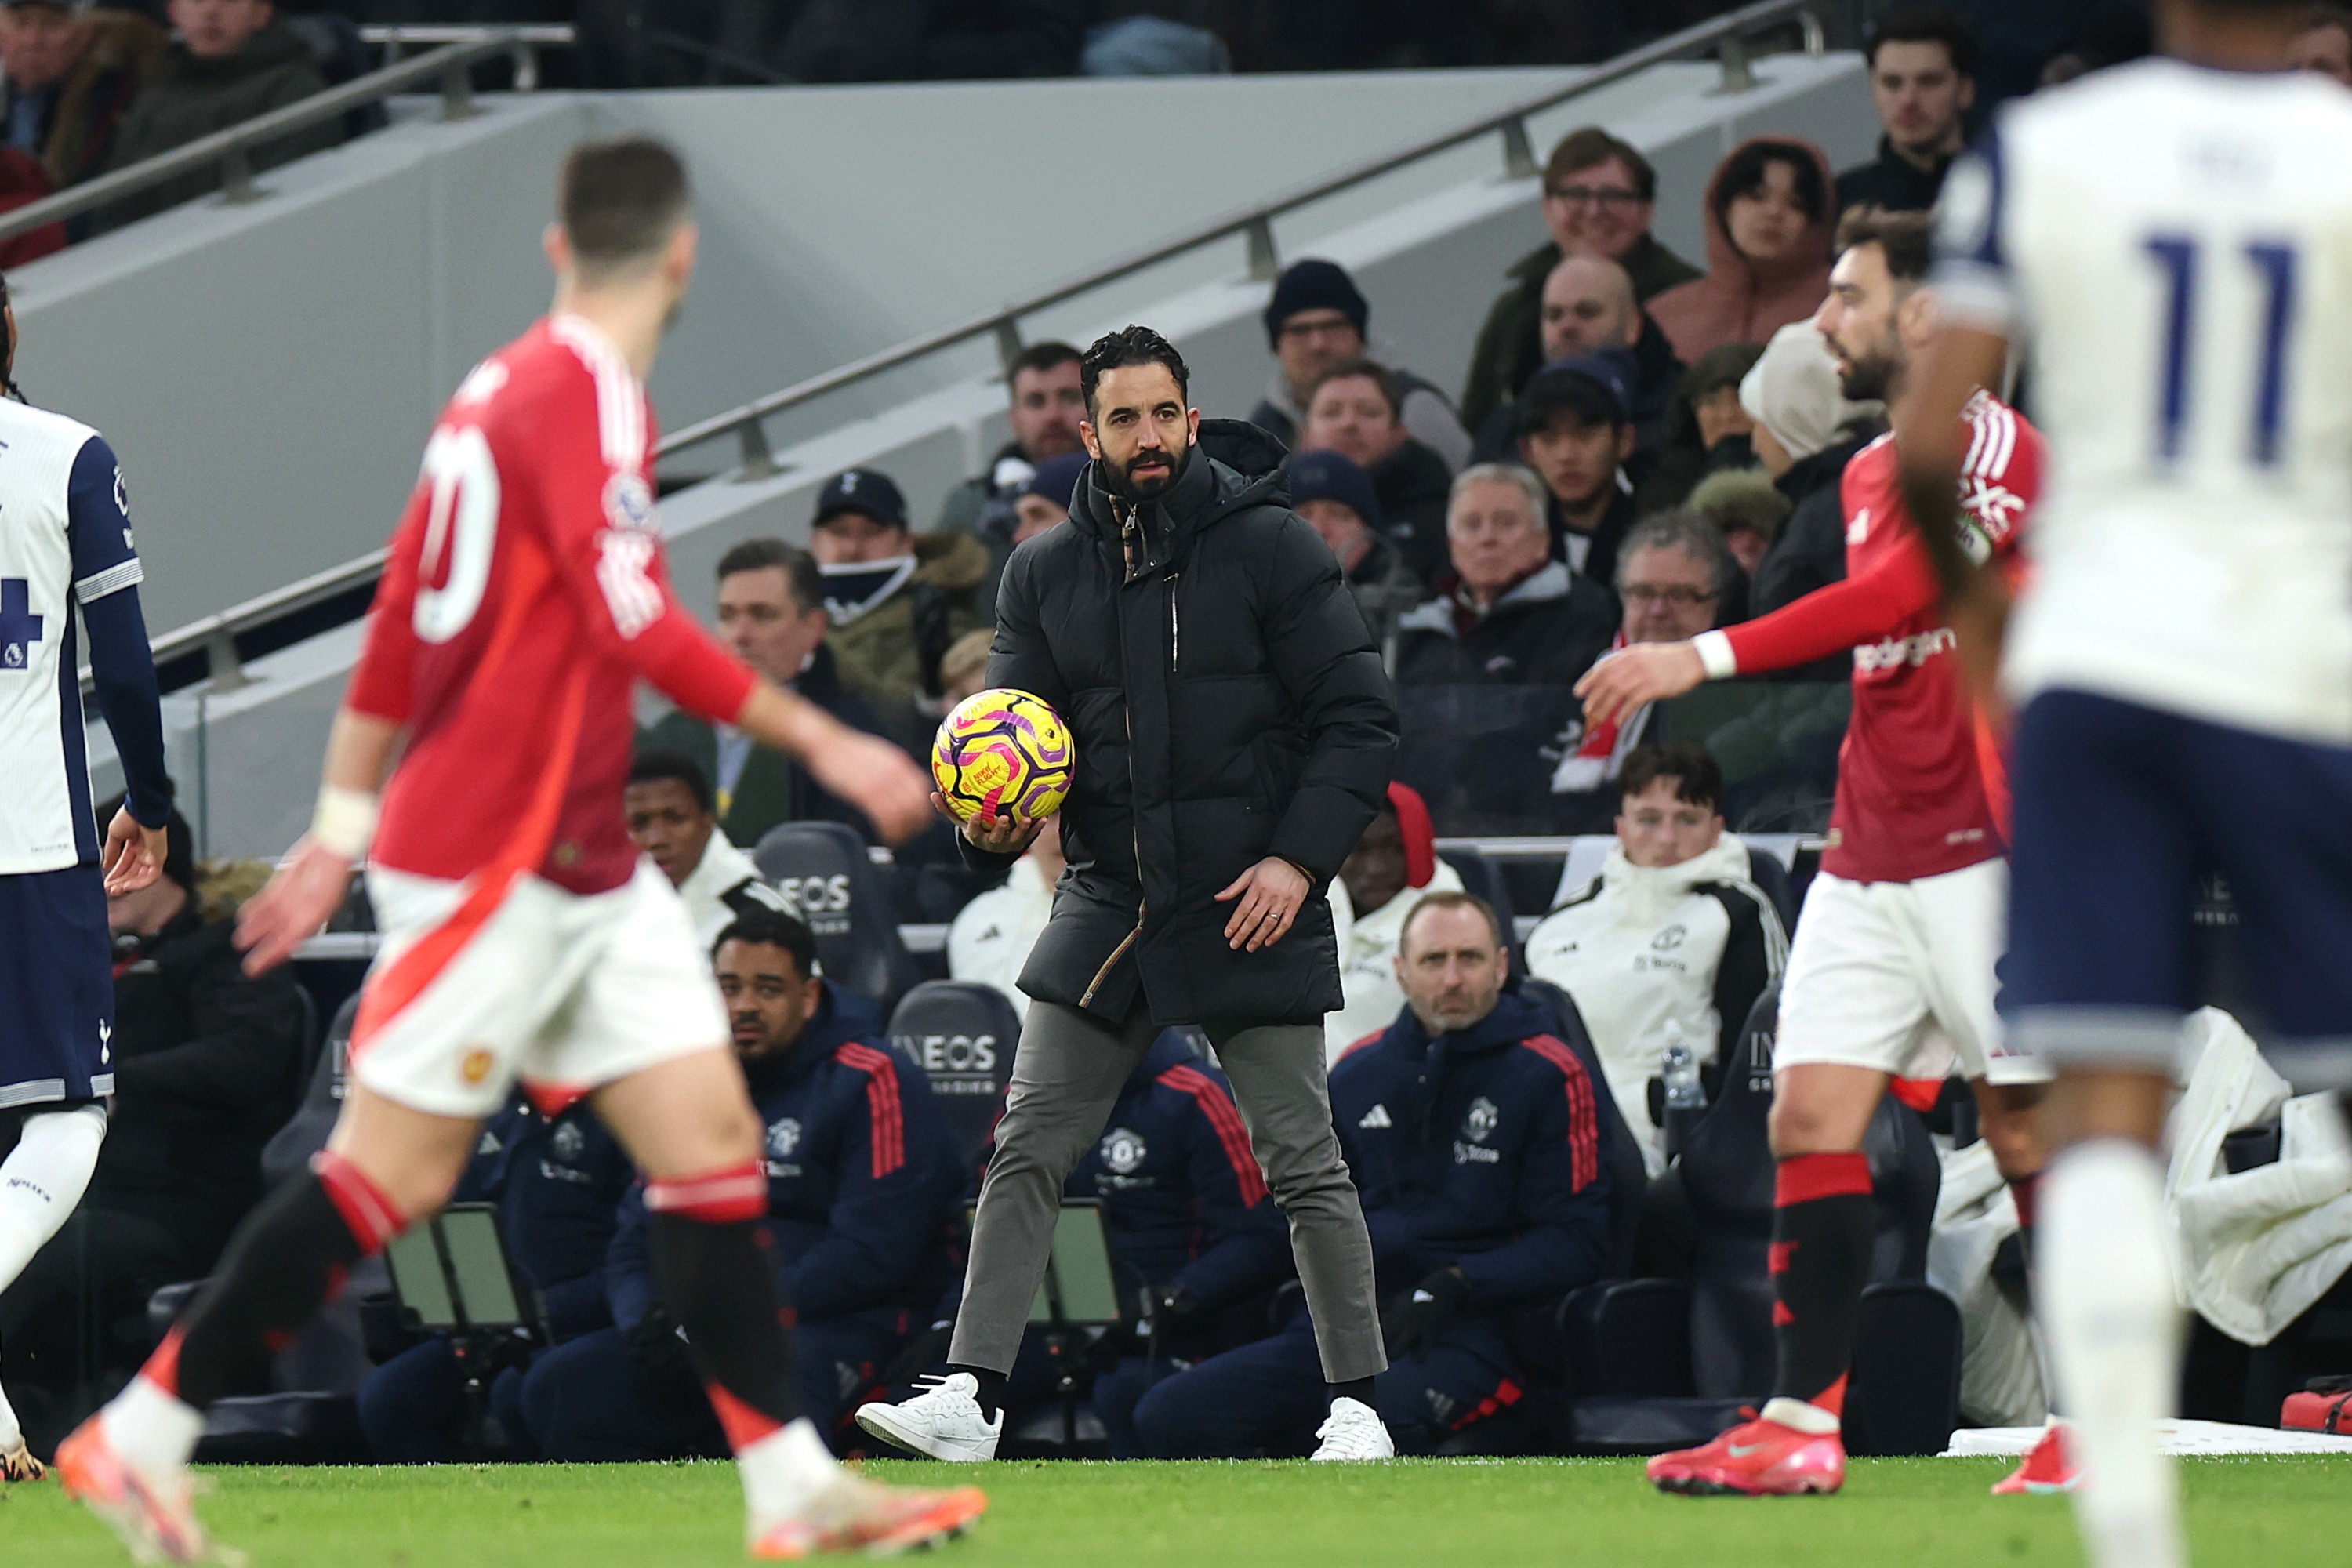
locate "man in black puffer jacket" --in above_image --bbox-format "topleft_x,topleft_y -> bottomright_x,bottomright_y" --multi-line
854,325 -> 1403,1465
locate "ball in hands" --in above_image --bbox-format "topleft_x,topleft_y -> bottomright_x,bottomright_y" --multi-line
931,688 -> 1075,826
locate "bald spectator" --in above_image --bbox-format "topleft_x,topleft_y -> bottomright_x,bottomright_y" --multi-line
1288,448 -> 1422,646
1299,359 -> 1452,570
1250,257 -> 1472,470
1835,6 -> 1979,215
1462,126 -> 1702,434
1393,463 -> 1617,691
2292,5 -> 2352,82
0,1 -> 160,191
1472,253 -> 1679,463
97,0 -> 339,229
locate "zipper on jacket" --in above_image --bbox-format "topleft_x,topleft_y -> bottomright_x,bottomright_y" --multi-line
1079,913 -> 1145,1007
1167,572 -> 1181,673
1083,706 -> 1149,1010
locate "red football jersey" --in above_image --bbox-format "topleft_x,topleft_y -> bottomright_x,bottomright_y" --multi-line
1719,390 -> 2038,884
348,315 -> 753,895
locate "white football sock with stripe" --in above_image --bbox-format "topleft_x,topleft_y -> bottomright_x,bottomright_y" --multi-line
2042,1139 -> 2183,1568
0,1105 -> 107,1449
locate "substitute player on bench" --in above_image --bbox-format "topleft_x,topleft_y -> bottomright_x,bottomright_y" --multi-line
1902,2 -> 2352,1563
1576,208 -> 2059,1497
57,137 -> 975,1563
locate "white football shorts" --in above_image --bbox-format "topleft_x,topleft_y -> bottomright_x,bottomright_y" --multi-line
1774,858 -> 2049,1087
353,858 -> 730,1120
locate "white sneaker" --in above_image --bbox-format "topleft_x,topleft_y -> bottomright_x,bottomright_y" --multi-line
1309,1396 -> 1394,1461
853,1373 -> 1004,1462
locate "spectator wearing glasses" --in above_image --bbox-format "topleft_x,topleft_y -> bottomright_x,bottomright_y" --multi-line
1462,127 -> 1701,435
1250,258 -> 1471,471
1834,6 -> 1978,216
1549,514 -> 1737,804
1647,137 -> 1835,365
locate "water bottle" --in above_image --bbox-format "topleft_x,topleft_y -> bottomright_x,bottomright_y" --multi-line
1660,1033 -> 1707,1161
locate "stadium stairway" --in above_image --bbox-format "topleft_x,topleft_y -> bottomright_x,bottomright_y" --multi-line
74,39 -> 1875,858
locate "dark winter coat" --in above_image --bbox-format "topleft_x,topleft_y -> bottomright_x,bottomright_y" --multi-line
1366,437 -> 1455,587
97,20 -> 338,228
639,643 -> 890,845
1834,136 -> 1955,216
1330,990 -> 1613,1306
96,903 -> 309,1264
606,983 -> 962,1328
2,7 -> 162,191
1392,561 -> 1618,691
981,419 -> 1399,1027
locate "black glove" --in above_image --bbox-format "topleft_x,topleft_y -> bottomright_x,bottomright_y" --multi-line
1379,1268 -> 1469,1361
626,1305 -> 697,1385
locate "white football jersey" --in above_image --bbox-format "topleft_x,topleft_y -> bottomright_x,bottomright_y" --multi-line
0,398 -> 141,873
1934,59 -> 2352,742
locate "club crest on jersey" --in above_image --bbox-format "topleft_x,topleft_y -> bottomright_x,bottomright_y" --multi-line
550,1120 -> 586,1163
459,1047 -> 495,1087
113,466 -> 129,522
1651,925 -> 1687,952
603,471 -> 658,536
1463,1096 -> 1500,1143
767,1118 -> 802,1160
1099,1127 -> 1147,1175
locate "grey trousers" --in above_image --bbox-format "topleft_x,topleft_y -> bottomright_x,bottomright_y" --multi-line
948,999 -> 1387,1385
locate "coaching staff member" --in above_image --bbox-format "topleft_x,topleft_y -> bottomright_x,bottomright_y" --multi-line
857,325 -> 1403,1462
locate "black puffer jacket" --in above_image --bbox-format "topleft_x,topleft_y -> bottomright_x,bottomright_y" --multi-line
984,420 -> 1399,1027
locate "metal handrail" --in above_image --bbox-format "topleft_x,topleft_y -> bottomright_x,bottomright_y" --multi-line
0,28 -> 564,245
115,0 -> 1825,690
655,0 -> 1824,476
359,23 -> 578,93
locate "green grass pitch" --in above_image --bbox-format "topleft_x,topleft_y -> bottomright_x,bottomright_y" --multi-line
4,1457 -> 2347,1566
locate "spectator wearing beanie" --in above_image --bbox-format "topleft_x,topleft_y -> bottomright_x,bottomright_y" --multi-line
1647,137 -> 1837,364
1290,448 -> 1422,648
1250,257 -> 1470,470
1322,782 -> 1464,1064
1737,321 -> 1886,638
1009,448 -> 1087,548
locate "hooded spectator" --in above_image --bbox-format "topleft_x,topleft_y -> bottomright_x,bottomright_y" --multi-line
0,1 -> 160,190
1323,782 -> 1465,1063
1647,136 -> 1836,363
1250,257 -> 1471,470
1462,126 -> 1703,433
808,467 -> 988,756
1835,5 -> 1978,215
1298,358 -> 1452,569
96,0 -> 339,230
1686,468 -> 1791,579
1289,448 -> 1422,647
1392,462 -> 1617,691
1740,320 -> 1887,635
1525,742 -> 1786,1175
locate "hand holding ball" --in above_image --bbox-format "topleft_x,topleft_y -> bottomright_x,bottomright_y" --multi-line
931,689 -> 1075,840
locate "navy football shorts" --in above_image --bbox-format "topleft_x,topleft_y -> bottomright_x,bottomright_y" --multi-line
0,862 -> 117,1108
2004,688 -> 2352,1091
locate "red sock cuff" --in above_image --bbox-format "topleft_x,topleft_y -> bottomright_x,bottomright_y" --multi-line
141,1324 -> 186,1399
1776,1152 -> 1874,1207
2009,1174 -> 2041,1230
706,1380 -> 785,1450
311,1150 -> 408,1255
645,1160 -> 768,1224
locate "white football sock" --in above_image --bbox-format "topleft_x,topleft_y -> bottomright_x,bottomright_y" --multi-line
739,1417 -> 840,1528
0,1105 -> 107,1454
100,1374 -> 204,1479
2041,1140 -> 2183,1568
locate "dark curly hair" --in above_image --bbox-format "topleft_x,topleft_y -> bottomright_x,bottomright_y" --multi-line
1080,325 -> 1190,415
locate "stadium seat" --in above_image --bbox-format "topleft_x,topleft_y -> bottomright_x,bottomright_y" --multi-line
1740,847 -> 1798,931
753,821 -> 925,1007
1555,981 -> 1956,1455
885,981 -> 1023,1178
1439,847 -> 1517,944
260,993 -> 355,1189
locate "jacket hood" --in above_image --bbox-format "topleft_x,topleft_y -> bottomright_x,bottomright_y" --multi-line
1393,559 -> 1575,639
1697,136 -> 1837,292
913,525 -> 991,591
1595,835 -> 1753,926
1067,417 -> 1290,545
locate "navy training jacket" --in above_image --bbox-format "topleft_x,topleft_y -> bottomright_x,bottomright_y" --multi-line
607,982 -> 964,1328
456,1095 -> 635,1343
1330,990 -> 1613,1307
